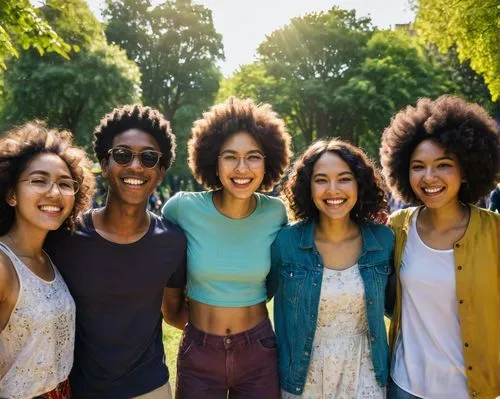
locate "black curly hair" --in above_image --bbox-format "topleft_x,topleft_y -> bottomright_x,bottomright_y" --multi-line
380,95 -> 499,205
282,139 -> 387,223
188,97 -> 292,191
94,104 -> 176,169
0,121 -> 95,234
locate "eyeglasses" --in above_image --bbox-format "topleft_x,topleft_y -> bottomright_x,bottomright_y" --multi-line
19,176 -> 79,196
218,153 -> 266,169
108,147 -> 163,169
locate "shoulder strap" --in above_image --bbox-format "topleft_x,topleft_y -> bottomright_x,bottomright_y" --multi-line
0,241 -> 23,274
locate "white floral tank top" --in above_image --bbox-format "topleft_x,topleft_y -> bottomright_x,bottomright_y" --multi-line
0,242 -> 75,399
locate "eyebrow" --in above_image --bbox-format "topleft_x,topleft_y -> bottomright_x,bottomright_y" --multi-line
411,156 -> 454,163
219,149 -> 264,155
27,170 -> 73,179
313,171 -> 353,178
115,144 -> 158,151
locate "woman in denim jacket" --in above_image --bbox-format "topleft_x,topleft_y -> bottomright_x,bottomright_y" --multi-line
269,139 -> 394,398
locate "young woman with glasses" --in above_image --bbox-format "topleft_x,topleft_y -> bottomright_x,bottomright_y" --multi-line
0,121 -> 94,399
162,97 -> 292,399
380,96 -> 499,399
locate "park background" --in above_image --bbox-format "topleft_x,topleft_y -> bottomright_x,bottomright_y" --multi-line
1,0 -> 498,387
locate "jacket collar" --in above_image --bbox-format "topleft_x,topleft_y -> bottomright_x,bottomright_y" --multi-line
299,217 -> 383,253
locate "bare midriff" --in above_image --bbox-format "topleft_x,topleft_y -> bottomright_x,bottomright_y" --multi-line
188,298 -> 268,336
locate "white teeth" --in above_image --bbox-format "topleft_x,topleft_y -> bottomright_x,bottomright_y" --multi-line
123,178 -> 145,186
40,205 -> 61,212
232,178 -> 251,185
423,187 -> 443,193
326,199 -> 345,205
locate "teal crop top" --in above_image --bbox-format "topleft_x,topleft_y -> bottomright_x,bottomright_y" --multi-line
162,191 -> 287,307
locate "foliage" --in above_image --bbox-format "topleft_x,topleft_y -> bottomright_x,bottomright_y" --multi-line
104,0 -> 224,122
416,0 -> 500,101
41,0 -> 105,50
0,0 -> 71,68
334,30 -> 454,158
257,7 -> 373,147
0,0 -> 141,150
221,22 -> 495,160
104,0 -> 224,177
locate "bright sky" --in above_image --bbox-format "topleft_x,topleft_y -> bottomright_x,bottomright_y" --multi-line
86,0 -> 415,76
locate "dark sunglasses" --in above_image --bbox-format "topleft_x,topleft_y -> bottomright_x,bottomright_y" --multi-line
108,147 -> 163,169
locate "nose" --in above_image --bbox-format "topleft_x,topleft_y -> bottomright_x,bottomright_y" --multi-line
234,156 -> 249,171
422,166 -> 436,181
129,154 -> 144,169
327,181 -> 340,193
46,181 -> 62,197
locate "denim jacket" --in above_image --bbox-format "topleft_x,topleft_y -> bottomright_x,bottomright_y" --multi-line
268,218 -> 395,395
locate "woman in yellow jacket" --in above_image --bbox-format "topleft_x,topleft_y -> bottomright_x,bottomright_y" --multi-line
380,96 -> 499,399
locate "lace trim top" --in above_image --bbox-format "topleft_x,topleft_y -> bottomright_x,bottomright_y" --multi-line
0,242 -> 75,399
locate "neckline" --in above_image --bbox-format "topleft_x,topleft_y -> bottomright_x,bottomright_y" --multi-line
411,209 -> 454,253
323,263 -> 359,273
86,209 -> 155,246
209,191 -> 260,221
0,241 -> 56,284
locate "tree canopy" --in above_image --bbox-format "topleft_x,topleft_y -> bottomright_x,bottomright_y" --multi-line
257,7 -> 372,146
220,17 -> 494,158
104,0 -> 224,122
0,0 -> 141,150
416,0 -> 500,101
0,0 -> 71,68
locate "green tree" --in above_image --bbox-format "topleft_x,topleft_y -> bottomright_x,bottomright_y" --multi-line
257,7 -> 372,146
217,62 -> 304,149
416,0 -> 500,101
335,30 -> 454,157
0,0 -> 71,68
104,0 -> 224,122
1,0 -> 141,149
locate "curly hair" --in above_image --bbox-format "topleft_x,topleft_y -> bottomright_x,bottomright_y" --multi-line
188,97 -> 292,191
380,95 -> 500,205
282,139 -> 387,223
94,104 -> 176,169
0,121 -> 95,234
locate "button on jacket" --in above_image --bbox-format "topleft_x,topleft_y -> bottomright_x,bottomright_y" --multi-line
388,205 -> 500,399
268,218 -> 395,395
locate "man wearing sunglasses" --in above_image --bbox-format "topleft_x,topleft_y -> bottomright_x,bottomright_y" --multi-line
45,104 -> 187,399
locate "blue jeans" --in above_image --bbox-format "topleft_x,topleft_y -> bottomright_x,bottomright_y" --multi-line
387,378 -> 421,399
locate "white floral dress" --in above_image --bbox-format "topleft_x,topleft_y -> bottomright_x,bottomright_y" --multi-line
282,264 -> 385,399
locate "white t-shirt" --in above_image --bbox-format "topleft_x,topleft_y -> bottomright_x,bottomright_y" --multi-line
391,210 -> 468,398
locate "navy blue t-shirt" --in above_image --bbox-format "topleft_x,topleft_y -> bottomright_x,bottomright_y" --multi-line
44,210 -> 186,398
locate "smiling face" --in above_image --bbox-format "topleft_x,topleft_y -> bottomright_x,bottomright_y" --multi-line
102,128 -> 165,206
10,153 -> 75,233
217,131 -> 265,201
311,151 -> 358,222
409,139 -> 463,209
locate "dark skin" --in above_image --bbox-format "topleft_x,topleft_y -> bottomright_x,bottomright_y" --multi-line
96,129 -> 187,329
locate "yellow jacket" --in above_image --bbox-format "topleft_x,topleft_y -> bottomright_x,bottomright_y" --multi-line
388,205 -> 500,399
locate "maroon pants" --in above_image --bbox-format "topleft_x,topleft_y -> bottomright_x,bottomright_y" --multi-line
176,318 -> 280,399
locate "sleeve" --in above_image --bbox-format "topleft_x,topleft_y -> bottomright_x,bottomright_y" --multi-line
162,192 -> 182,224
166,237 -> 187,289
266,234 -> 282,300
